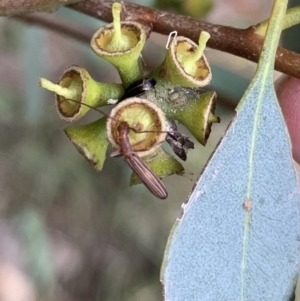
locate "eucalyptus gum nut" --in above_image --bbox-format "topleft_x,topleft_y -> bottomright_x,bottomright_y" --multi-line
155,36 -> 211,88
90,22 -> 146,87
64,117 -> 109,171
130,148 -> 184,186
107,97 -> 167,158
56,66 -> 124,122
166,91 -> 219,145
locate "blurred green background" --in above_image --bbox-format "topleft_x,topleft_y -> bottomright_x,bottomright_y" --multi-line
0,0 -> 298,300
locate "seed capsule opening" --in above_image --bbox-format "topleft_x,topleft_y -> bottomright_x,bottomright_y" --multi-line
56,70 -> 82,117
107,97 -> 167,157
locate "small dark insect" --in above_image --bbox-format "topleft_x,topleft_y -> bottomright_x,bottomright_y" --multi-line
118,121 -> 168,199
166,119 -> 194,161
119,78 -> 156,102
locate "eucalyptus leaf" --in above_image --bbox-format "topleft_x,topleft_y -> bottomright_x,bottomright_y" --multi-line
161,1 -> 300,300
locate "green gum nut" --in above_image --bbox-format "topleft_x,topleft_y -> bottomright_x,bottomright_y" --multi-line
165,91 -> 220,145
64,117 -> 109,171
130,147 -> 184,186
90,2 -> 146,87
39,65 -> 124,122
107,97 -> 167,158
154,31 -> 211,88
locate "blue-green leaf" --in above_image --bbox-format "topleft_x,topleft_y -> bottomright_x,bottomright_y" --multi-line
161,1 -> 300,300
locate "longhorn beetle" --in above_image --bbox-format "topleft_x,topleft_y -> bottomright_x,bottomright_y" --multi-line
117,121 -> 168,199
